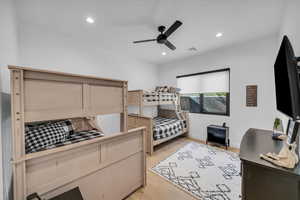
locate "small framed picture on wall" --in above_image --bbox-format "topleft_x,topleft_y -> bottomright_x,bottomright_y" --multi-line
246,85 -> 257,107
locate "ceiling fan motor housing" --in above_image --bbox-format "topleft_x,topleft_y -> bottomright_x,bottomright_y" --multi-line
157,34 -> 167,44
133,20 -> 182,50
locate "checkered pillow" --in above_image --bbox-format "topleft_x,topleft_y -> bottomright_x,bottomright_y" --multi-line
25,122 -> 49,132
25,122 -> 68,153
59,120 -> 74,137
25,120 -> 74,137
155,86 -> 169,93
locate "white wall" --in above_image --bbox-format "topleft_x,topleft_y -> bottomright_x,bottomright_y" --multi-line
17,24 -> 158,92
158,35 -> 279,148
0,0 -> 19,199
280,0 -> 300,55
0,0 -> 19,93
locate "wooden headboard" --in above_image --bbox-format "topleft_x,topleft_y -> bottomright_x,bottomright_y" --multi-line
9,65 -> 128,124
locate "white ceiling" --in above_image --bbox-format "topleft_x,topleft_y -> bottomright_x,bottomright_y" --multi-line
15,0 -> 286,64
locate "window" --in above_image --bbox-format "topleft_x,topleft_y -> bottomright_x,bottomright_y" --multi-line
177,68 -> 230,116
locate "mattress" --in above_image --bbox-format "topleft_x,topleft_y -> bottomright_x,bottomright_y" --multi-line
153,117 -> 187,141
27,130 -> 104,154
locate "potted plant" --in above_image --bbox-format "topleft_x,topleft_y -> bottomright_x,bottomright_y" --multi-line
272,118 -> 284,139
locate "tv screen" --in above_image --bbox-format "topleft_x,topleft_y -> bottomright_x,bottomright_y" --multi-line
274,36 -> 300,120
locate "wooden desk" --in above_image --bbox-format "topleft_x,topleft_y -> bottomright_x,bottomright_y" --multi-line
240,128 -> 300,200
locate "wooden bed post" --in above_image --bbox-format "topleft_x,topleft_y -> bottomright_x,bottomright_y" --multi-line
139,90 -> 143,116
10,69 -> 27,200
82,83 -> 90,115
177,93 -> 181,112
121,81 -> 128,132
148,118 -> 154,155
141,127 -> 147,186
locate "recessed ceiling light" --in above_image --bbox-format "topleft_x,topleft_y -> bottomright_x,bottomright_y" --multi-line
86,17 -> 95,24
216,32 -> 223,38
162,52 -> 167,56
188,47 -> 198,51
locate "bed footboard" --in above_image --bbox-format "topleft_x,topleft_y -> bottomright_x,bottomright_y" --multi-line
22,128 -> 146,200
128,110 -> 189,156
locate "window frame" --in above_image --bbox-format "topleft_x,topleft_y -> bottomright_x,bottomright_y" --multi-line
177,68 -> 230,116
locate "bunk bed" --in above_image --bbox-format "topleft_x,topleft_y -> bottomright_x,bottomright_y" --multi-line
9,66 -> 146,200
128,89 -> 189,155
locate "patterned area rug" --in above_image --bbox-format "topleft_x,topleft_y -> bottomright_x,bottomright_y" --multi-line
151,142 -> 241,200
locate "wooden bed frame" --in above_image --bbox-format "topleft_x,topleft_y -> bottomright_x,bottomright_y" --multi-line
9,66 -> 146,200
128,90 -> 189,155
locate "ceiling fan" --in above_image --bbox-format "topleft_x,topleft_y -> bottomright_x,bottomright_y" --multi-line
133,20 -> 182,50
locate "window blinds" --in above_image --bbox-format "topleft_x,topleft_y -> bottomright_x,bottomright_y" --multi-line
177,70 -> 229,94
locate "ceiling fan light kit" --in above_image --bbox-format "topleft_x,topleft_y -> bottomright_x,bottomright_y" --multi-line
133,20 -> 182,51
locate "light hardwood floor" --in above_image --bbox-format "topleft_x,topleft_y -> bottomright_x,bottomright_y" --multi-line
126,137 -> 239,200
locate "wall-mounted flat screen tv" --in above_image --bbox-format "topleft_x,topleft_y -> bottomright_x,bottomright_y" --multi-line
274,35 -> 300,121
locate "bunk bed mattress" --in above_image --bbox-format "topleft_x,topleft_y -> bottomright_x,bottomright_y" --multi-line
26,130 -> 104,154
153,117 -> 187,141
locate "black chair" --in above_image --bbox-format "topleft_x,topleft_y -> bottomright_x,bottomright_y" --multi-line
27,193 -> 42,200
27,187 -> 84,200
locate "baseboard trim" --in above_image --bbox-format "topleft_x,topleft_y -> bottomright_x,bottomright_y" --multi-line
186,137 -> 240,153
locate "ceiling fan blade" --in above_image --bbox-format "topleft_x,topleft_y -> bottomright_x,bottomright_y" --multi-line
164,40 -> 176,50
164,20 -> 182,37
133,39 -> 156,43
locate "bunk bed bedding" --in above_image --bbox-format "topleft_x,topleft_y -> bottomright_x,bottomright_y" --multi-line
159,93 -> 178,103
27,130 -> 104,153
143,91 -> 159,103
142,91 -> 177,103
25,120 -> 104,154
153,117 -> 187,141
